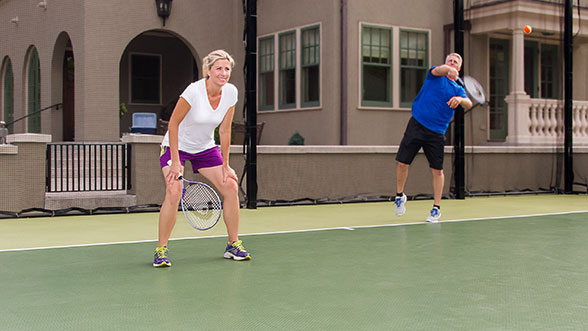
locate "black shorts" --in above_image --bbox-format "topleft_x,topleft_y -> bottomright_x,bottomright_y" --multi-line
396,117 -> 445,170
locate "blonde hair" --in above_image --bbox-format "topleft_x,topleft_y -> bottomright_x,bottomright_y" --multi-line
202,49 -> 235,78
445,53 -> 463,67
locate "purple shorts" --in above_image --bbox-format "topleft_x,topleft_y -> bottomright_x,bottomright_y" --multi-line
159,146 -> 223,173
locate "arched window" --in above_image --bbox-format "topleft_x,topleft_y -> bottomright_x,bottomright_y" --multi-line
27,48 -> 41,133
1,58 -> 14,133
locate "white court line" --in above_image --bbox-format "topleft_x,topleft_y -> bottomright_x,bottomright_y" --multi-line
1,210 -> 587,253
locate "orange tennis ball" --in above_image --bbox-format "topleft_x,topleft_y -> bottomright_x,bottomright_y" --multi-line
523,25 -> 532,34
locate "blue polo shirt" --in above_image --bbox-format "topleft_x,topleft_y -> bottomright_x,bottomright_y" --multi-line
412,67 -> 467,134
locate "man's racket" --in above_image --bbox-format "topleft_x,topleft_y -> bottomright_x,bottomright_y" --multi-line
457,75 -> 487,107
178,175 -> 222,230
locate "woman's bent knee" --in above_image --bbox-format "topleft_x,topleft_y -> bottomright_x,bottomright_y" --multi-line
219,180 -> 239,198
164,182 -> 182,201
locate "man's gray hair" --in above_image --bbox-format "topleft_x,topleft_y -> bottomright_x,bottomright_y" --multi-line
445,53 -> 463,67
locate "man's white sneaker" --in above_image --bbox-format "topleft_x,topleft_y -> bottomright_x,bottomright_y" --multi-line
426,207 -> 441,223
395,193 -> 407,216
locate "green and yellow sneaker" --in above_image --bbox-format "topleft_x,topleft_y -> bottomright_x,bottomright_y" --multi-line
153,245 -> 171,267
223,240 -> 251,261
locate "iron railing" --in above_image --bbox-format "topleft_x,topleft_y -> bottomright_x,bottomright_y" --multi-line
46,143 -> 131,192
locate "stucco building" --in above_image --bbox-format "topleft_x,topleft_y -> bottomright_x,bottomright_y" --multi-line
1,0 -> 587,146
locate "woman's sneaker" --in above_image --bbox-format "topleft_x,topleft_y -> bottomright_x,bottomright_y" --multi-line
153,245 -> 171,267
426,207 -> 441,223
395,193 -> 407,216
224,240 -> 251,261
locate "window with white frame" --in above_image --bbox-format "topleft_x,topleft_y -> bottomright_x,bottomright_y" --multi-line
279,31 -> 296,109
258,24 -> 321,111
362,25 -> 392,107
258,36 -> 275,110
361,24 -> 429,109
399,29 -> 428,107
301,26 -> 320,107
130,53 -> 161,104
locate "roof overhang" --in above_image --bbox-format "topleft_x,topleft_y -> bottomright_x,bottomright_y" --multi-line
466,0 -> 588,41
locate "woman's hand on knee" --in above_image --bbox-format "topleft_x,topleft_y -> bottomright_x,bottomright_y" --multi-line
222,165 -> 238,184
164,177 -> 183,199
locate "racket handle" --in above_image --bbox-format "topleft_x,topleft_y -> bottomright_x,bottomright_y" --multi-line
456,77 -> 465,87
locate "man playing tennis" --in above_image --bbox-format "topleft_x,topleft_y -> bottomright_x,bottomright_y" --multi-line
153,50 -> 251,267
394,53 -> 472,222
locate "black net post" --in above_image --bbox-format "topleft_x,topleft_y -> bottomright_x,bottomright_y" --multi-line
453,0 -> 465,199
245,0 -> 257,208
564,0 -> 574,193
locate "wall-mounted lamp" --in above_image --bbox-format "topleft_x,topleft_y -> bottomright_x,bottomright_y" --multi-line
38,0 -> 47,10
155,0 -> 172,26
10,16 -> 18,24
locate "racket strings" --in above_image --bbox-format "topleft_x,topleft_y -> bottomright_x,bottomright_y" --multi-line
182,183 -> 222,230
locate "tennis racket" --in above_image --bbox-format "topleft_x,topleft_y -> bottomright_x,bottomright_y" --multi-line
178,175 -> 222,230
457,75 -> 487,106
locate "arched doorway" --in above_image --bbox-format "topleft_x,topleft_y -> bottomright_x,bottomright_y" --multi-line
119,29 -> 198,136
52,32 -> 75,141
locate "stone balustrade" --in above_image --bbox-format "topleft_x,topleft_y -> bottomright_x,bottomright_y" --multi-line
507,96 -> 588,145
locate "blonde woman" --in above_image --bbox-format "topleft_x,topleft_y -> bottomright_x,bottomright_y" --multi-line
153,50 -> 250,267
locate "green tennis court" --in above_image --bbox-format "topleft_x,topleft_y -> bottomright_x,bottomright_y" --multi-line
1,194 -> 588,330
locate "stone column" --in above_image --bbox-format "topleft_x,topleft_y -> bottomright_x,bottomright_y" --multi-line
511,29 -> 526,95
0,134 -> 51,212
121,133 -> 165,205
506,29 -> 531,144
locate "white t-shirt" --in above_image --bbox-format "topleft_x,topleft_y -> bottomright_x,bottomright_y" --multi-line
162,78 -> 238,153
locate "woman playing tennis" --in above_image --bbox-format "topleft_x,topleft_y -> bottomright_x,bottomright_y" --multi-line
153,49 -> 251,267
